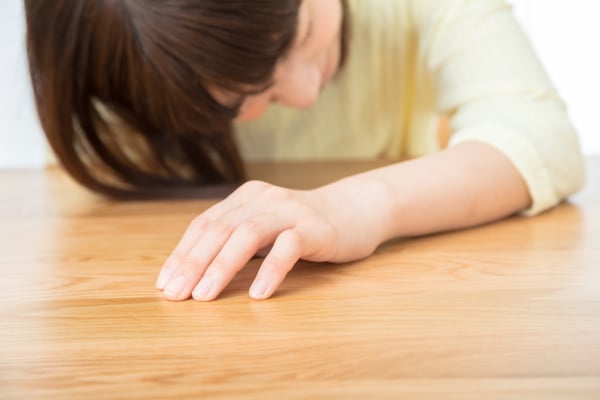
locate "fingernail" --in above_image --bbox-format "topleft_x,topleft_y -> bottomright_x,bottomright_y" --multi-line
156,261 -> 175,289
249,279 -> 269,300
164,276 -> 186,299
192,277 -> 214,301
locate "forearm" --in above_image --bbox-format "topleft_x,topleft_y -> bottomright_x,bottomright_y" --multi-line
318,141 -> 532,245
156,142 -> 533,301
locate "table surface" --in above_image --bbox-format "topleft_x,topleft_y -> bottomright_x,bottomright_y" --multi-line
1,159 -> 599,400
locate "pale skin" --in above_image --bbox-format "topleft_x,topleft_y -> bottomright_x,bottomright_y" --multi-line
155,0 -> 532,301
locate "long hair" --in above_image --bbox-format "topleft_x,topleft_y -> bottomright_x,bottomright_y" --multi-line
25,0 -> 352,198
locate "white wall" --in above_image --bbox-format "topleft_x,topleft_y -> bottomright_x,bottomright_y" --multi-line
1,0 -> 599,169
508,0 -> 600,155
0,0 -> 46,168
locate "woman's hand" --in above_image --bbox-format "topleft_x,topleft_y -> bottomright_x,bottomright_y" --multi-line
155,142 -> 532,302
155,179 -> 388,301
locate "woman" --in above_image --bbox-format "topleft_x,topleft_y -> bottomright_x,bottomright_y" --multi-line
24,0 -> 585,301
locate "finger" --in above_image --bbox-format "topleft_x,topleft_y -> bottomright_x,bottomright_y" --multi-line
249,228 -> 304,300
156,200 -> 251,290
256,246 -> 272,258
192,216 -> 286,301
157,181 -> 274,284
158,189 -> 280,296
160,221 -> 233,300
156,215 -> 217,289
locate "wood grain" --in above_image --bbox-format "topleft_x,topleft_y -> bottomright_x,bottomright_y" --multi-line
0,159 -> 599,400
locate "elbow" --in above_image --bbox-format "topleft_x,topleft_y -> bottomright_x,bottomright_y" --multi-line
556,142 -> 587,200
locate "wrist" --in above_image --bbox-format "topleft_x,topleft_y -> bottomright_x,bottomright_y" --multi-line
314,176 -> 396,250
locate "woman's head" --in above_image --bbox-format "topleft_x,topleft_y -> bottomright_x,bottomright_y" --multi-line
222,0 -> 346,121
24,0 -> 350,197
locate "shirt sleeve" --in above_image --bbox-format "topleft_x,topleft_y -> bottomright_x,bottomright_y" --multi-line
412,0 -> 586,215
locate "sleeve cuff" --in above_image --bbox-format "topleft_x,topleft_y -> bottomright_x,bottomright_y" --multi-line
448,122 -> 558,216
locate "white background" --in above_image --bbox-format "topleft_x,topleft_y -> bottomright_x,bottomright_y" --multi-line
1,0 -> 599,168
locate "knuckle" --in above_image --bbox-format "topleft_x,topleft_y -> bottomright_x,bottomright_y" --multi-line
320,221 -> 337,243
207,220 -> 232,237
189,215 -> 209,232
241,180 -> 269,193
177,260 -> 202,278
281,230 -> 304,252
300,221 -> 338,260
237,220 -> 263,239
241,181 -> 297,205
167,252 -> 185,267
263,185 -> 291,201
264,255 -> 292,274
208,257 -> 241,276
209,257 -> 228,271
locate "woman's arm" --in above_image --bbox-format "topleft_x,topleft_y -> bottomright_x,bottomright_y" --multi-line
155,0 -> 585,302
155,141 -> 531,302
414,0 -> 585,215
318,141 -> 531,243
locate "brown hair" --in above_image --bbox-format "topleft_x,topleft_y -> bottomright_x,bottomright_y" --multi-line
25,0 -> 300,196
24,0 -> 350,198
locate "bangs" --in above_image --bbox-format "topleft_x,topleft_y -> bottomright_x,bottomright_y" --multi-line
25,0 -> 302,195
24,0 -> 351,197
104,0 -> 302,133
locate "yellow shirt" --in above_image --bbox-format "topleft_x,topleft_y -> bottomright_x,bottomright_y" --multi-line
234,0 -> 586,215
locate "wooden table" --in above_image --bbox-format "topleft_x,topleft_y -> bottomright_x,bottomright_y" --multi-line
1,159 -> 599,400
